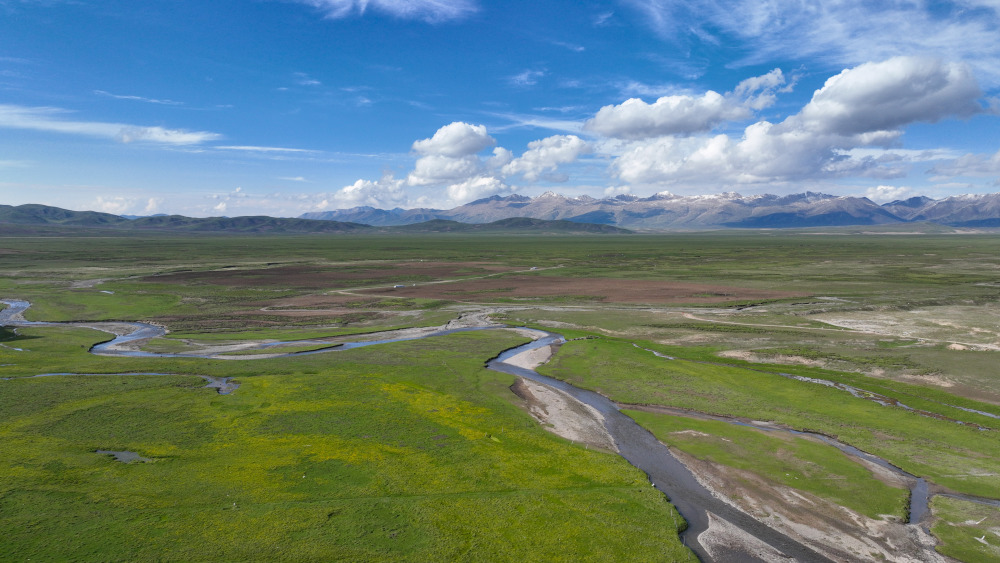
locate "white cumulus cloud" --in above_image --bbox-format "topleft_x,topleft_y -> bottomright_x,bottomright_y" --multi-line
796,57 -> 983,136
865,186 -> 913,203
486,147 -> 513,169
411,121 -> 495,157
585,91 -> 749,139
324,122 -> 592,208
331,174 -> 407,208
407,122 -> 499,187
588,68 -> 794,140
408,154 -> 483,186
604,186 -> 632,197
143,198 -> 163,214
93,196 -> 137,215
606,57 -> 987,186
733,68 -> 792,110
446,176 -> 512,204
502,135 -> 590,181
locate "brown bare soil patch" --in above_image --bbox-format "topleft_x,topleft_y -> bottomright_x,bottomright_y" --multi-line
257,294 -> 367,308
153,310 -> 383,332
509,378 -> 617,452
144,262 -> 513,289
364,276 -> 805,304
718,350 -> 827,368
675,451 -> 945,562
237,308 -> 364,318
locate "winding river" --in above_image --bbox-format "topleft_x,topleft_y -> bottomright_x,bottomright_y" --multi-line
2,299 -> 996,561
489,339 -> 837,562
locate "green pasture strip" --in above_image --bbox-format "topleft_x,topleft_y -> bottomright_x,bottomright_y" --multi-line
622,338 -> 1000,423
17,287 -> 194,322
930,496 -> 1000,562
0,331 -> 691,561
5,269 -> 454,329
4,231 -> 998,286
0,324 -> 444,380
331,297 -> 451,310
532,318 -> 1000,428
217,343 -> 344,356
538,337 -> 1000,498
624,409 -> 909,520
161,310 -> 459,341
137,337 -> 200,354
533,306 -> 1000,406
507,317 -> 980,425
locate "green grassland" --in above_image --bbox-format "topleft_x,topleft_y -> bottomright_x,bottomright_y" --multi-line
0,331 -> 690,561
538,337 -> 1000,497
2,230 -> 999,561
930,496 -> 1000,562
503,305 -> 1000,404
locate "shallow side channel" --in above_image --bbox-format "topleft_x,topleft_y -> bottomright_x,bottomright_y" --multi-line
487,333 -> 834,563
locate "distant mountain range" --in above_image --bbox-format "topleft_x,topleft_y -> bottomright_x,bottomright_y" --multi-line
0,204 -> 630,234
4,191 -> 999,235
302,191 -> 1000,229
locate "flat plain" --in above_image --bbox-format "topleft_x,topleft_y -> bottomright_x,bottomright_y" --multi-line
1,229 -> 998,561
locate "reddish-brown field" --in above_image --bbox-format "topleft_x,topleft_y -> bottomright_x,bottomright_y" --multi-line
142,261 -> 805,308
145,262 -> 514,289
362,276 -> 806,304
236,294 -> 401,317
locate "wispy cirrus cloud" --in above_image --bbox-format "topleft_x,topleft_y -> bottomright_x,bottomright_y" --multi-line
593,11 -> 614,26
0,104 -> 221,145
616,80 -> 688,98
484,111 -> 585,135
214,145 -> 317,153
622,0 -> 1000,86
928,148 -> 1000,179
510,69 -> 547,87
551,40 -> 585,52
292,72 -> 321,86
292,0 -> 477,23
94,90 -> 183,106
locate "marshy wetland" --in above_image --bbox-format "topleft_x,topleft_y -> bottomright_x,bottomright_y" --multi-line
2,231 -> 999,561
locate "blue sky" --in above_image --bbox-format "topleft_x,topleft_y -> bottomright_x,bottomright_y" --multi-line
2,0 -> 999,217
